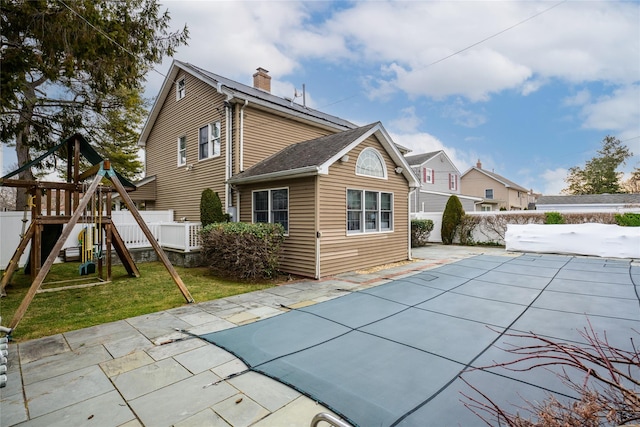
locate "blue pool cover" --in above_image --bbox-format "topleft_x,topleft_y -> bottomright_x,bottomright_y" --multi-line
201,254 -> 640,426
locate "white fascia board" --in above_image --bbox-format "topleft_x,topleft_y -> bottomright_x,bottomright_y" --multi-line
227,166 -> 320,185
319,123 -> 420,188
138,60 -> 182,147
419,189 -> 483,201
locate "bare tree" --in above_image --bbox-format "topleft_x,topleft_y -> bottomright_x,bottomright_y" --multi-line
461,322 -> 639,426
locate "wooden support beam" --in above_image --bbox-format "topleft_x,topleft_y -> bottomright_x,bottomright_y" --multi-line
77,163 -> 102,182
108,225 -> 140,277
0,223 -> 35,296
8,174 -> 103,331
109,171 -> 194,303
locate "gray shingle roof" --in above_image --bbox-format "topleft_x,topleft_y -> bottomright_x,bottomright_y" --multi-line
229,123 -> 379,183
537,194 -> 640,205
182,61 -> 357,130
404,151 -> 441,166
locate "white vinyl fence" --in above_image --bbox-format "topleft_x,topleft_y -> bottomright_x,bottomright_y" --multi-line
411,209 -> 639,245
0,210 -> 202,268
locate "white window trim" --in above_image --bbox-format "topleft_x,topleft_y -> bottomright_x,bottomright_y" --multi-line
177,135 -> 186,167
485,188 -> 494,199
251,187 -> 289,234
198,121 -> 221,161
176,78 -> 186,100
449,173 -> 458,191
355,147 -> 388,180
424,167 -> 433,184
346,188 -> 394,235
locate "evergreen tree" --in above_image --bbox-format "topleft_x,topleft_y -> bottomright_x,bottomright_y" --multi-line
441,195 -> 464,245
1,0 -> 188,208
200,188 -> 216,228
563,136 -> 632,195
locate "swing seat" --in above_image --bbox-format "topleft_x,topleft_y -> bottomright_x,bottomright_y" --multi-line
79,261 -> 96,276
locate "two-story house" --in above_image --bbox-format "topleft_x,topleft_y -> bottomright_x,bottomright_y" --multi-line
461,160 -> 530,210
405,151 -> 482,212
138,60 -> 419,278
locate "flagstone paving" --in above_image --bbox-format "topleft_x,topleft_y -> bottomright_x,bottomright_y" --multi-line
4,245 -> 632,426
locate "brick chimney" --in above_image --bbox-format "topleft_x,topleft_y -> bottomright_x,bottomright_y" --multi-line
253,67 -> 271,92
476,159 -> 482,169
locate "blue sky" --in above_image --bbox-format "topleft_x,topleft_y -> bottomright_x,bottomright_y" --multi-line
3,1 -> 639,195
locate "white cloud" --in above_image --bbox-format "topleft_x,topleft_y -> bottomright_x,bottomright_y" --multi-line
389,107 -> 422,133
442,99 -> 487,128
540,168 -> 568,195
563,89 -> 591,107
580,84 -> 640,141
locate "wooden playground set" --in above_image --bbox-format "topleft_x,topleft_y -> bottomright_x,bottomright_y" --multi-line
0,134 -> 194,336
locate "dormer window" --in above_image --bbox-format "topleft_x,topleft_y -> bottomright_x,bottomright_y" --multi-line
356,148 -> 386,179
176,78 -> 186,100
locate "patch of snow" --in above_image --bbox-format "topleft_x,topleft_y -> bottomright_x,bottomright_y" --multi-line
505,223 -> 640,259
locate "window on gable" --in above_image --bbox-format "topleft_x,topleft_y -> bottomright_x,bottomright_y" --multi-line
347,189 -> 393,234
356,148 -> 386,178
177,136 -> 186,166
449,173 -> 458,191
199,121 -> 221,160
176,78 -> 186,100
423,168 -> 434,184
485,189 -> 494,199
253,188 -> 288,233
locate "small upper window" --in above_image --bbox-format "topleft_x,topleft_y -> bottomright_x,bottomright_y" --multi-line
176,78 -> 186,100
423,168 -> 433,184
356,148 -> 386,178
449,173 -> 458,191
485,189 -> 494,199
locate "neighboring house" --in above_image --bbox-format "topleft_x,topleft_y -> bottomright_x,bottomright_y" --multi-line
461,160 -> 531,210
405,150 -> 482,212
138,60 -> 419,278
536,194 -> 640,212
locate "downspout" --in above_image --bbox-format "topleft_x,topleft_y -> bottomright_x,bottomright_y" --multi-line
408,188 -> 416,261
315,174 -> 321,279
224,96 -> 233,218
239,100 -> 248,171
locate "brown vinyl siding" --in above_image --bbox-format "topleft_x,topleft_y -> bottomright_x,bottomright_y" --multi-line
237,177 -> 317,277
145,72 -> 228,220
130,180 -> 156,201
318,136 -> 409,276
241,107 -> 332,171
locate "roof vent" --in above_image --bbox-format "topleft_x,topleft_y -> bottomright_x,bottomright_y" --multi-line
253,67 -> 271,93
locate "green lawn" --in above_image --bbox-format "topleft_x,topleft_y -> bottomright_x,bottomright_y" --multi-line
0,262 -> 278,341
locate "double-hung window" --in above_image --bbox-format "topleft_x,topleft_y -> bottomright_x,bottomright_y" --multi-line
253,188 -> 289,232
347,189 -> 393,233
177,136 -> 186,166
176,78 -> 186,100
449,173 -> 458,191
485,189 -> 494,199
423,168 -> 433,184
198,122 -> 221,160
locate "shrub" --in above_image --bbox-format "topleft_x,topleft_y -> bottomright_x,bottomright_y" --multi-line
200,222 -> 285,280
411,219 -> 434,247
459,214 -> 481,246
615,212 -> 640,226
544,211 -> 565,224
441,195 -> 465,245
200,189 -> 228,227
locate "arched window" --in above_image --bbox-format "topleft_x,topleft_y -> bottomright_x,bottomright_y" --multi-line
356,148 -> 387,178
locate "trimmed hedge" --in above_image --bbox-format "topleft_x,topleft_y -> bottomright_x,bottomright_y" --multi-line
411,219 -> 434,247
615,212 -> 640,226
200,222 -> 285,280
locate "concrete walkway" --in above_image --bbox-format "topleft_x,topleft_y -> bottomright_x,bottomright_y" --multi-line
0,246 -> 525,427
